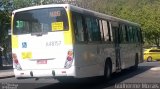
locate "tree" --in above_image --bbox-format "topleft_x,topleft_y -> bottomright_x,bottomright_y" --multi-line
0,0 -> 12,51
0,0 -> 12,67
1,0 -> 160,49
78,0 -> 160,47
13,0 -> 78,9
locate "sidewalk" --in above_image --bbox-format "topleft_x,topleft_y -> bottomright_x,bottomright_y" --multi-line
0,66 -> 14,79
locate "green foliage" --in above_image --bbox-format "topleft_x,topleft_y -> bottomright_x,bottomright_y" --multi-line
13,0 -> 61,9
1,0 -> 160,48
0,0 -> 11,51
79,0 -> 160,47
13,0 -> 33,9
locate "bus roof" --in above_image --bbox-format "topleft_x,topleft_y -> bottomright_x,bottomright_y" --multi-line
13,4 -> 69,13
13,4 -> 140,26
69,5 -> 140,26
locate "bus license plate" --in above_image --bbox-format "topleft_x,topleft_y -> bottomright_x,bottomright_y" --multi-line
37,60 -> 47,64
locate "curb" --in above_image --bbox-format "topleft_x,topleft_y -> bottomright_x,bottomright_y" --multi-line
0,75 -> 15,79
0,70 -> 15,79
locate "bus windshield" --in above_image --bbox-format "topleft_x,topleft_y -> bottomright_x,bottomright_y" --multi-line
13,7 -> 69,35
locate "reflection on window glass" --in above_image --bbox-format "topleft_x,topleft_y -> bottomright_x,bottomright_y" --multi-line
119,24 -> 128,43
72,12 -> 116,43
72,12 -> 102,42
13,7 -> 68,35
85,17 -> 101,42
149,50 -> 160,52
122,25 -> 141,43
72,13 -> 85,42
102,20 -> 109,42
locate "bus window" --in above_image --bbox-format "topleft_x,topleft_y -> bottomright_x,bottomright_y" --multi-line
132,26 -> 138,43
15,20 -> 30,34
99,20 -> 111,42
125,26 -> 130,43
108,22 -> 113,42
85,17 -> 101,42
13,7 -> 69,35
128,26 -> 134,43
119,24 -> 127,43
119,24 -> 123,43
72,12 -> 85,42
137,27 -> 142,43
102,20 -> 109,42
111,21 -> 119,43
85,17 -> 92,41
99,20 -> 104,41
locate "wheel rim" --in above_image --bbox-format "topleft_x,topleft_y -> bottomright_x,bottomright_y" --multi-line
147,57 -> 152,62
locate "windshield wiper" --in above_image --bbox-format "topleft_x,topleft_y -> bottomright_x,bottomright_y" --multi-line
31,32 -> 48,36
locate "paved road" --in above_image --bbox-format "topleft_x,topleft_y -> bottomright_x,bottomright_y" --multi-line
0,62 -> 160,89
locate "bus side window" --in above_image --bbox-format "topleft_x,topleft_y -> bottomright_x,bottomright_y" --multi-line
125,25 -> 129,42
107,21 -> 112,42
111,21 -> 119,43
132,26 -> 138,43
72,12 -> 85,42
137,28 -> 142,43
119,24 -> 123,43
99,20 -> 104,41
119,24 -> 127,43
85,17 -> 101,42
102,20 -> 109,42
99,20 -> 111,42
127,26 -> 134,43
92,18 -> 101,41
130,26 -> 134,43
85,17 -> 92,41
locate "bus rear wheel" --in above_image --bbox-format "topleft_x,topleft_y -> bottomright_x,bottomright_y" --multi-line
104,60 -> 112,81
131,54 -> 139,70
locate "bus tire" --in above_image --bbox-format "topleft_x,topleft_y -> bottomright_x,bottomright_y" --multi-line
135,54 -> 139,69
56,77 -> 75,83
131,54 -> 139,70
147,56 -> 152,62
15,77 -> 25,79
104,59 -> 112,81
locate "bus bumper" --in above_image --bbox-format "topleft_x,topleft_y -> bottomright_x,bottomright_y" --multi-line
14,66 -> 76,78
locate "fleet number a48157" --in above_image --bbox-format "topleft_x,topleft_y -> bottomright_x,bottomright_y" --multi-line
46,41 -> 61,46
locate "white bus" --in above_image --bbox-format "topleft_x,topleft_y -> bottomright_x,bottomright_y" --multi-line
11,4 -> 143,80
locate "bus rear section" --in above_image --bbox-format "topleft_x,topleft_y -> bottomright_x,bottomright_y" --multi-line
11,5 -> 76,78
